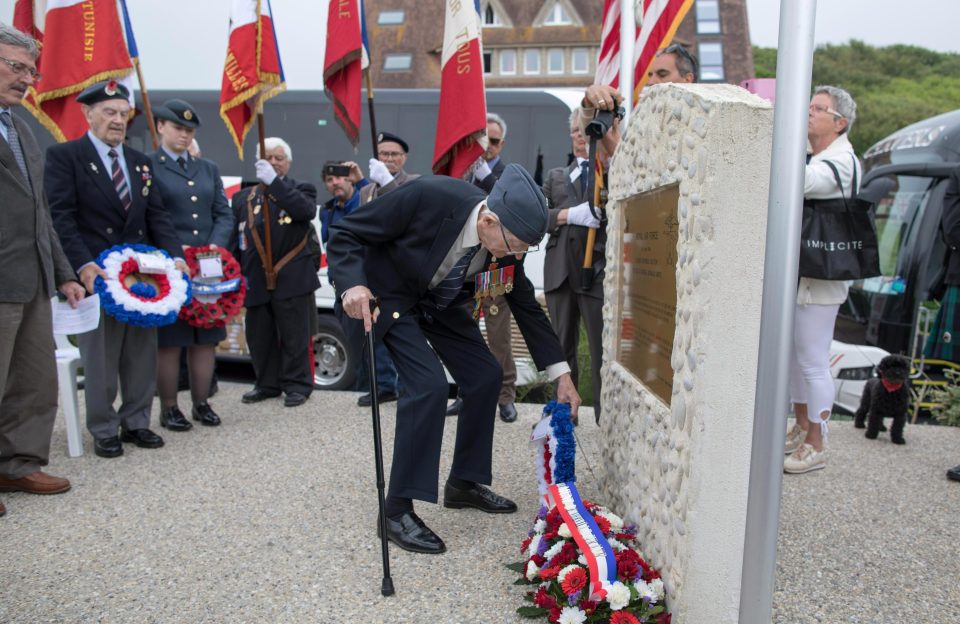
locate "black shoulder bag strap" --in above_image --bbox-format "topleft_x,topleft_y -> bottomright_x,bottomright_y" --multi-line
822,156 -> 859,209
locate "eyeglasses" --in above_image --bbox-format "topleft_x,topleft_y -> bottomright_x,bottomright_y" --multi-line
377,150 -> 404,159
497,219 -> 539,255
0,56 -> 41,81
809,104 -> 845,119
488,137 -> 502,146
660,44 -> 698,78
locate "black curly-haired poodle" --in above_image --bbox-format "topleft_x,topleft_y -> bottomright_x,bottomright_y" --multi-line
853,355 -> 911,444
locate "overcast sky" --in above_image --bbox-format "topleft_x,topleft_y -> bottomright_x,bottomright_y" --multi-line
1,0 -> 957,90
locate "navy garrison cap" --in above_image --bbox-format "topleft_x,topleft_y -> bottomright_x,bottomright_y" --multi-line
377,131 -> 409,153
76,79 -> 130,105
154,99 -> 201,128
487,164 -> 548,245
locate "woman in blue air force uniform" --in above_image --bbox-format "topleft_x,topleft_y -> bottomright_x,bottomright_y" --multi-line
148,99 -> 234,432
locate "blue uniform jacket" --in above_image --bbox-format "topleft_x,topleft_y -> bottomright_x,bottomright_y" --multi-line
148,150 -> 234,248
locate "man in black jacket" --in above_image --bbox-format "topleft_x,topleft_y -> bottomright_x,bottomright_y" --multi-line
232,137 -> 318,408
329,164 -> 581,554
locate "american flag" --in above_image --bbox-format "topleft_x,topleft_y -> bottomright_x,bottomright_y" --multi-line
596,0 -> 696,105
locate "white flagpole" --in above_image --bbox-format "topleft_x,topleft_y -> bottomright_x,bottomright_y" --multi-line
739,0 -> 818,622
619,0 -> 635,124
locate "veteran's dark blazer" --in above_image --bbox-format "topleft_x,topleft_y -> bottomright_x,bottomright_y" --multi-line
148,150 -> 233,248
230,176 -> 319,306
0,111 -> 75,303
46,135 -> 182,270
328,175 -> 564,371
542,162 -> 606,295
472,158 -> 506,194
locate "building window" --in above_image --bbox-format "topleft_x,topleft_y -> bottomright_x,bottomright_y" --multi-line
544,2 -> 572,26
696,0 -> 720,34
483,3 -> 502,26
547,48 -> 564,74
571,47 -> 589,74
483,51 -> 492,74
378,10 -> 404,25
383,53 -> 412,72
698,42 -> 724,81
523,49 -> 541,74
499,49 -> 517,75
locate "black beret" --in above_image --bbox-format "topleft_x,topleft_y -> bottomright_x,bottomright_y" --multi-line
154,98 -> 201,128
487,164 -> 548,245
76,79 -> 131,105
377,131 -> 409,153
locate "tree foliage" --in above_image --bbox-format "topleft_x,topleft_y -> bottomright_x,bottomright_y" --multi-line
752,40 -> 960,154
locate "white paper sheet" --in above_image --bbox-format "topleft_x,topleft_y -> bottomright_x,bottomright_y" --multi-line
52,294 -> 101,335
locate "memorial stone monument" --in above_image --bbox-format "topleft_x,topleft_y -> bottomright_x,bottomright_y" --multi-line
599,83 -> 773,622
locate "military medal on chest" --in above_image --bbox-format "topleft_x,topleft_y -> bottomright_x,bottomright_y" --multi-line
472,262 -> 515,320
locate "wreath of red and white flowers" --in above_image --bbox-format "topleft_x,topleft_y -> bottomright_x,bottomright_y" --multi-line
95,244 -> 191,327
178,245 -> 247,329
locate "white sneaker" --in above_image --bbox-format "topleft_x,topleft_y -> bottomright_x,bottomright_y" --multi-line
784,423 -> 807,455
783,443 -> 827,474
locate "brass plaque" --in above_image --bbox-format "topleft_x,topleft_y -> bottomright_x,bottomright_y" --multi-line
618,183 -> 680,405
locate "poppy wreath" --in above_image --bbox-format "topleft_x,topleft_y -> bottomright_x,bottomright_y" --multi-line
95,244 -> 191,327
178,245 -> 247,329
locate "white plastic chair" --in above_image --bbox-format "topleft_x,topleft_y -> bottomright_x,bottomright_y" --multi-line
54,333 -> 84,457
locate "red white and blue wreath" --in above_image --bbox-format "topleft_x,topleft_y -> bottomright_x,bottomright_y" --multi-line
95,244 -> 191,327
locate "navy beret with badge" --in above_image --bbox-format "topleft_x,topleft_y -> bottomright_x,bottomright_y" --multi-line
153,98 -> 201,129
377,131 -> 409,153
76,79 -> 131,105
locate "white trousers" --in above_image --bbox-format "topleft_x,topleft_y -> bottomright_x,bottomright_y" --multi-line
789,303 -> 840,428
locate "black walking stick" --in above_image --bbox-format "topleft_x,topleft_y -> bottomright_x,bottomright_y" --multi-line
367,297 -> 395,596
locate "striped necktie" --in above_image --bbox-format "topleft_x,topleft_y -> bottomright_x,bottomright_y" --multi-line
0,111 -> 31,189
108,148 -> 132,210
432,245 -> 480,309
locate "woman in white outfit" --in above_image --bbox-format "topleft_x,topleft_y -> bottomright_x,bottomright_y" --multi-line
784,85 -> 861,474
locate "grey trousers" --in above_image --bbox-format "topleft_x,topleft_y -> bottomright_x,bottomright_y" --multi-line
481,293 -> 517,403
76,313 -> 157,440
0,284 -> 58,478
545,282 -> 603,419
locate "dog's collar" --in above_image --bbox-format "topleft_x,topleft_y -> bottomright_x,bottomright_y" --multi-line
880,378 -> 904,393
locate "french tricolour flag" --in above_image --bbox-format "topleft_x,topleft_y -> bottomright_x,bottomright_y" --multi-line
432,0 -> 486,178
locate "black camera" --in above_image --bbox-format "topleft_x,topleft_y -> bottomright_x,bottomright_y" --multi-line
323,163 -> 352,178
585,105 -> 625,139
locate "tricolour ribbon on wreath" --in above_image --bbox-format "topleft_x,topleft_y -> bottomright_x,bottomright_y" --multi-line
531,401 -> 618,600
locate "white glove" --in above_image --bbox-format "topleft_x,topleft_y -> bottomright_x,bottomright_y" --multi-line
474,158 -> 492,181
254,159 -> 278,186
566,202 -> 600,228
368,158 -> 394,187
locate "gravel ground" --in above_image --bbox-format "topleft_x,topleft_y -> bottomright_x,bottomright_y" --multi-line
1,382 -> 958,623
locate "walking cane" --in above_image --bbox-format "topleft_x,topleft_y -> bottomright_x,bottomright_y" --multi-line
366,298 -> 395,596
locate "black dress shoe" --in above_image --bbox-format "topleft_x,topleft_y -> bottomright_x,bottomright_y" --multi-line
192,403 -> 221,427
443,481 -> 517,514
358,390 -> 399,407
94,436 -> 124,458
947,465 -> 960,482
160,406 -> 193,432
119,428 -> 165,449
284,392 -> 308,407
379,511 -> 446,554
445,396 -> 463,417
242,388 -> 281,404
499,402 -> 518,423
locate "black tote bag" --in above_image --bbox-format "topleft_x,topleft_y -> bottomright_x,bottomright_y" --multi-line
799,158 -> 881,281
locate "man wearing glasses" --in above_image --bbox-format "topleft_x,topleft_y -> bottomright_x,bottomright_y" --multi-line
360,131 -> 420,204
329,165 -> 581,554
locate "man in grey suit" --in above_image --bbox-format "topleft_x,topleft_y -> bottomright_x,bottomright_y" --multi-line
359,131 -> 420,204
0,23 -> 85,516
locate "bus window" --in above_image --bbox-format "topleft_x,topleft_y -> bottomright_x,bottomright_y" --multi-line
853,175 -> 935,295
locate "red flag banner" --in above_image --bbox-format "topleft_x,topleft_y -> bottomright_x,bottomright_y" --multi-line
323,0 -> 363,146
432,0 -> 486,178
15,0 -> 133,142
220,0 -> 286,159
596,0 -> 695,106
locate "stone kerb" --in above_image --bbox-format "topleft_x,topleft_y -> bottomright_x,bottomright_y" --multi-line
600,83 -> 773,622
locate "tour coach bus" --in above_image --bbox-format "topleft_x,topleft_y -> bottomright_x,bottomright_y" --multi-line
835,109 -> 960,357
19,88 -> 582,390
